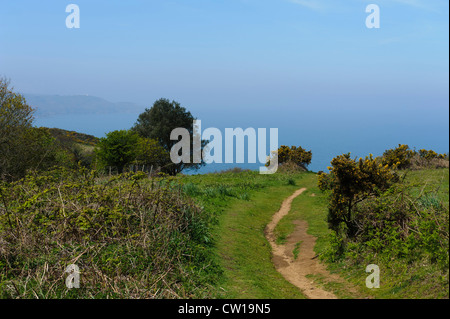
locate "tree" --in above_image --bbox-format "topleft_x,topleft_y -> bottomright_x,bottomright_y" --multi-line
1,79 -> 61,180
19,127 -> 62,171
1,79 -> 35,177
0,78 -> 34,130
95,130 -> 139,174
135,137 -> 170,172
132,98 -> 206,175
318,153 -> 398,237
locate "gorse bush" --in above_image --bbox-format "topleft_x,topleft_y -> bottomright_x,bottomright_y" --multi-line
381,144 -> 449,170
318,153 -> 398,237
382,144 -> 415,169
324,183 -> 449,274
266,145 -> 312,171
0,167 -> 220,298
320,148 -> 449,297
410,150 -> 449,170
419,149 -> 439,160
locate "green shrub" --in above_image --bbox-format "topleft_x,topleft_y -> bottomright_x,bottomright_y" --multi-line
267,145 -> 312,171
323,182 -> 449,275
238,192 -> 250,201
0,167 -> 220,298
318,153 -> 398,237
183,182 -> 202,197
419,149 -> 439,160
217,185 -> 235,197
410,150 -> 450,169
382,144 -> 415,169
95,130 -> 140,174
287,178 -> 296,186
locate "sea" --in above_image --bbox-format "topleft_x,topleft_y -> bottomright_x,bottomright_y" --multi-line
34,107 -> 450,175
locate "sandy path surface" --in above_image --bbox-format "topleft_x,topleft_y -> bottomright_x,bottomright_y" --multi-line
264,188 -> 340,299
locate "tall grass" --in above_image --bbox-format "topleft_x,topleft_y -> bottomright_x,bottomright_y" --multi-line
0,167 -> 220,298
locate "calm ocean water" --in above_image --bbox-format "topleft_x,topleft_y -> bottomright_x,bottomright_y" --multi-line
35,109 -> 449,175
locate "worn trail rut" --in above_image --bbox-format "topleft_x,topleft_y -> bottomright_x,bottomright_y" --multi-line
265,188 -> 345,299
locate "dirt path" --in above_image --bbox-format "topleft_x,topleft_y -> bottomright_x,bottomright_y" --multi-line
265,188 -> 342,299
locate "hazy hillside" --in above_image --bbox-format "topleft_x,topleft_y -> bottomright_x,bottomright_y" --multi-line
25,94 -> 145,117
47,128 -> 99,146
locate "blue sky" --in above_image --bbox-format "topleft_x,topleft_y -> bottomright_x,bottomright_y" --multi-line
1,0 -> 448,106
1,0 -> 449,170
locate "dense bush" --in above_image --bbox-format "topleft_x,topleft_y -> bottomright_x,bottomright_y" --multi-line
318,153 -> 398,237
320,148 -> 449,297
95,130 -> 171,175
267,145 -> 312,171
95,130 -> 140,174
324,183 -> 449,276
355,187 -> 448,269
1,80 -> 80,180
419,149 -> 439,160
410,150 -> 450,170
381,144 -> 415,169
381,145 -> 449,170
0,167 -> 220,298
134,137 -> 170,172
1,126 -> 65,181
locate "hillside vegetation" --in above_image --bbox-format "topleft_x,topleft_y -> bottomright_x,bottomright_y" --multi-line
275,168 -> 449,298
47,128 -> 99,146
1,80 -> 448,299
0,168 -> 220,298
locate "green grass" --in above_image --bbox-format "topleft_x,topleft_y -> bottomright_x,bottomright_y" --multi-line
272,173 -> 368,298
214,185 -> 305,298
181,170 -> 313,298
274,173 -> 331,257
270,168 -> 449,299
399,168 -> 449,202
2,157 -> 447,299
305,273 -> 358,299
293,241 -> 302,260
75,142 -> 95,153
346,168 -> 448,299
0,168 -> 222,299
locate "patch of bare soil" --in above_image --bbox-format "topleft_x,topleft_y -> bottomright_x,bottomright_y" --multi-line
265,188 -> 359,299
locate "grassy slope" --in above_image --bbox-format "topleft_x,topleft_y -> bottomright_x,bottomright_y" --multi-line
272,173 -> 370,298
4,164 -> 444,298
214,183 -> 305,298
275,168 -> 449,299
401,169 -> 449,202
187,168 -> 448,299
47,128 -> 99,146
182,170 -> 311,298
